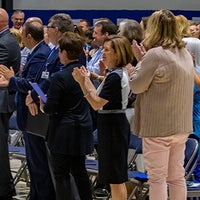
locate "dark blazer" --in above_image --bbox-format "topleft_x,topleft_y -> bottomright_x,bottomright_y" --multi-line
43,61 -> 93,156
34,48 -> 60,83
31,48 -> 86,103
31,48 -> 61,102
0,28 -> 21,113
8,41 -> 51,130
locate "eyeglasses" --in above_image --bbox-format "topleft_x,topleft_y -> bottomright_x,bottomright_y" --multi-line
46,25 -> 55,29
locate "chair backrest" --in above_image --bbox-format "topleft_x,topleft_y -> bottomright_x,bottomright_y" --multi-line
9,111 -> 19,130
128,133 -> 143,170
9,111 -> 23,146
128,133 -> 142,154
184,138 -> 199,180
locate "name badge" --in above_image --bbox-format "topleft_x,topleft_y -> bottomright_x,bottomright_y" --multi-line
41,71 -> 49,79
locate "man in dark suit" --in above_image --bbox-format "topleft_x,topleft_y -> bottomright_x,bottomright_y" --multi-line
25,13 -> 86,200
25,13 -> 74,108
0,21 -> 55,200
0,8 -> 21,200
26,13 -> 85,110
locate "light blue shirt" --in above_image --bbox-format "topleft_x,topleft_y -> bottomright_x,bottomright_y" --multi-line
21,47 -> 30,67
86,46 -> 102,75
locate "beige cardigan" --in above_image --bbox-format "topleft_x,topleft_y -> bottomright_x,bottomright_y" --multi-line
129,46 -> 194,137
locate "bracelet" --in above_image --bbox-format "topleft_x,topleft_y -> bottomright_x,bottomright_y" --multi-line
84,89 -> 92,98
85,75 -> 90,79
96,75 -> 100,81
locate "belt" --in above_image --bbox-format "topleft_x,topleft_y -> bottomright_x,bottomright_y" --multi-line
98,109 -> 125,114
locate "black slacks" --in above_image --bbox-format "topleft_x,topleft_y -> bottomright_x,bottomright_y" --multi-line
0,112 -> 13,197
23,132 -> 56,200
51,152 -> 92,200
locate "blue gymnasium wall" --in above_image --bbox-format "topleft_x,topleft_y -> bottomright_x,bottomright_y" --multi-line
8,10 -> 200,26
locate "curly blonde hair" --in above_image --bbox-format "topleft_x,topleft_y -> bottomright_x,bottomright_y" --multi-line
175,14 -> 191,38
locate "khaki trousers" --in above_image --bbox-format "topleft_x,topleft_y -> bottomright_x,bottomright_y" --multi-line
143,134 -> 189,200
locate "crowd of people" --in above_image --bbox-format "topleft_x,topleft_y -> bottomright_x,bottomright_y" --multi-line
0,7 -> 200,200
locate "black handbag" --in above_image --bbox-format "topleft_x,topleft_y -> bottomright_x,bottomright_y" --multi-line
26,110 -> 49,138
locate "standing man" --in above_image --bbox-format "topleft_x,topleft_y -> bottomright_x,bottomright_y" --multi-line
11,10 -> 25,32
26,13 -> 74,108
0,8 -> 21,200
0,21 -> 55,200
25,13 -> 87,200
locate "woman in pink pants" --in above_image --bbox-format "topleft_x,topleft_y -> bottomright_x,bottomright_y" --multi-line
129,10 -> 194,200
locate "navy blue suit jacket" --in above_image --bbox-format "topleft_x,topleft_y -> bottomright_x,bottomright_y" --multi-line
8,41 -> 51,130
0,28 -> 21,113
31,48 -> 61,103
30,48 -> 86,103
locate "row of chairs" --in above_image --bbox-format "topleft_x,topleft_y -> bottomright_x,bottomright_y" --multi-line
8,112 -> 200,199
86,133 -> 200,200
128,134 -> 200,200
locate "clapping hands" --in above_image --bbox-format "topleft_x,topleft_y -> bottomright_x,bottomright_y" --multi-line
72,66 -> 90,83
0,65 -> 14,81
131,40 -> 146,62
99,60 -> 106,76
0,74 -> 9,87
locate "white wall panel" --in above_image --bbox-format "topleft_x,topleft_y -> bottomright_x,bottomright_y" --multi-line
13,0 -> 200,10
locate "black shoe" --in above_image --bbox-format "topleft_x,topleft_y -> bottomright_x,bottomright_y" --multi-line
10,186 -> 16,197
0,194 -> 13,200
93,188 -> 110,199
9,178 -> 16,197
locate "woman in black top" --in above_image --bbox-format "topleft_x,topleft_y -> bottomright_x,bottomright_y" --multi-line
73,35 -> 133,200
40,32 -> 93,200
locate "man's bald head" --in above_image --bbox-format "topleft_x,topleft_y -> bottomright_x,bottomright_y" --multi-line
25,17 -> 43,25
0,8 -> 9,31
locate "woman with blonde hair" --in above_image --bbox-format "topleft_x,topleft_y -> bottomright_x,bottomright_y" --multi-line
130,10 -> 194,200
10,28 -> 23,49
175,15 -> 191,38
176,14 -> 200,68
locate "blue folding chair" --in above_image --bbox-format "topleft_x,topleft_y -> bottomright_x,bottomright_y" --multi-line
185,138 -> 200,199
128,137 -> 199,200
85,129 -> 111,199
9,144 -> 29,186
127,134 -> 148,200
185,138 -> 199,180
8,112 -> 29,186
9,111 -> 23,146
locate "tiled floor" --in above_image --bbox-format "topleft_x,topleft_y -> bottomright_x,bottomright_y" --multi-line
10,159 -> 137,200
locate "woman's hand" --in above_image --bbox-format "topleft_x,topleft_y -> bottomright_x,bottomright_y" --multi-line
131,40 -> 146,62
72,66 -> 89,84
99,60 -> 106,76
80,66 -> 90,77
126,63 -> 136,76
